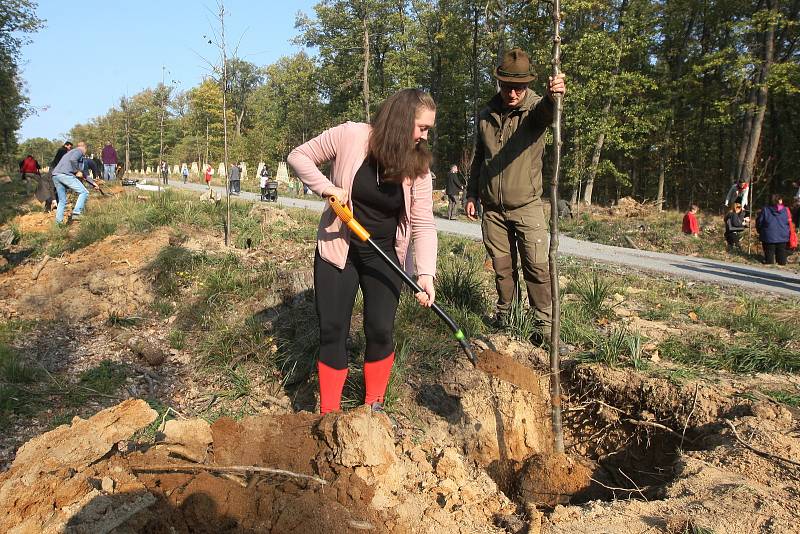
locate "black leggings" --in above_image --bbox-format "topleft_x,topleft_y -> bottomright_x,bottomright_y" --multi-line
314,243 -> 403,370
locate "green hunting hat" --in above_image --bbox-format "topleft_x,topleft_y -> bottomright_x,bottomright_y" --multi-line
493,48 -> 536,84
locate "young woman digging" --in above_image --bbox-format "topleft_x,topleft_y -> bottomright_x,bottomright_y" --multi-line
288,89 -> 437,414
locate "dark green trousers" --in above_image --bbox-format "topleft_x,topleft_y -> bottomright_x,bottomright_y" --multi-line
481,201 -> 552,328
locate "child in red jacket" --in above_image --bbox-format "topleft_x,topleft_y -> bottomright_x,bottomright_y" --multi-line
682,204 -> 700,237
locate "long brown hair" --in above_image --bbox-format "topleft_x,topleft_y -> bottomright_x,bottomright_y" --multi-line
368,89 -> 436,183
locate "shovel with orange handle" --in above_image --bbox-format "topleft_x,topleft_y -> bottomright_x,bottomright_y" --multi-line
328,195 -> 477,366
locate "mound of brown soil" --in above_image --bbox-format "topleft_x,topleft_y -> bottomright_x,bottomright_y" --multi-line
0,400 -> 515,534
517,453 -> 596,507
0,229 -> 170,321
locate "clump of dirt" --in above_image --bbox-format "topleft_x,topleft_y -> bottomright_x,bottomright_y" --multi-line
477,349 -> 542,394
516,453 -> 596,507
0,229 -> 171,321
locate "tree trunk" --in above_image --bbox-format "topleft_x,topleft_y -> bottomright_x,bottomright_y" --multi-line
740,2 -> 775,185
582,0 -> 627,206
235,109 -> 245,137
493,0 -> 508,67
734,86 -> 757,182
124,101 -> 130,171
582,101 -> 609,205
471,3 -> 480,129
362,7 -> 370,123
656,157 -> 666,211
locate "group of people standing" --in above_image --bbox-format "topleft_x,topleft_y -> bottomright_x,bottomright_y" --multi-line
682,179 -> 799,266
288,47 -> 565,414
722,178 -> 798,265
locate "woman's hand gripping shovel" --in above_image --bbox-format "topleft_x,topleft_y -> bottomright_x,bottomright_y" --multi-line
328,196 -> 477,366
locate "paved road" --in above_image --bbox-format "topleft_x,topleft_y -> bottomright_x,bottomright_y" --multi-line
160,180 -> 800,298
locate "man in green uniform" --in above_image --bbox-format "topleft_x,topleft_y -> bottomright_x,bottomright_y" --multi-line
466,47 -> 566,338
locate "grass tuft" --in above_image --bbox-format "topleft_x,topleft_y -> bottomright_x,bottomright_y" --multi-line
436,255 -> 486,315
567,271 -> 614,318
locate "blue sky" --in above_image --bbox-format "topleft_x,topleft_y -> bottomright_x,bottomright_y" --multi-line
19,0 -> 319,141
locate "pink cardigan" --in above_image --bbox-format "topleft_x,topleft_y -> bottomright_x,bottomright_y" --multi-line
287,122 -> 437,277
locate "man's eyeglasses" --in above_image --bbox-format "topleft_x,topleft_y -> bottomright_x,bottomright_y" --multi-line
499,83 -> 529,94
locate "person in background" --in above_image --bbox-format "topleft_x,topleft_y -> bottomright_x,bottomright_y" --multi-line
557,198 -> 573,219
724,203 -> 748,252
287,88 -> 437,415
756,194 -> 791,265
725,180 -> 750,212
682,204 -> 700,237
101,142 -> 117,181
50,141 -> 98,223
19,154 -> 40,195
791,197 -> 800,229
445,164 -> 464,220
181,163 -> 189,184
35,173 -> 57,213
465,47 -> 566,339
259,166 -> 269,201
160,161 -> 169,185
51,141 -> 73,169
83,155 -> 102,186
204,164 -> 213,188
229,162 -> 241,195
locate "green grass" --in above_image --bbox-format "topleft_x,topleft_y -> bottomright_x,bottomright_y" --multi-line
560,301 -> 598,346
436,254 -> 486,315
761,389 -> 800,407
0,344 -> 40,384
652,366 -> 701,386
0,178 -> 27,227
560,212 -> 626,246
566,271 -> 615,318
659,333 -> 800,374
75,360 -> 128,396
168,329 -> 185,350
107,313 -> 143,327
504,292 -> 539,341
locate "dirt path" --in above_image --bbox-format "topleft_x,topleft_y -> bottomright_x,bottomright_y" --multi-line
165,180 -> 800,297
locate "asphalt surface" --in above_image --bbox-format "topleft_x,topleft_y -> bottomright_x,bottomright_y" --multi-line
158,180 -> 800,298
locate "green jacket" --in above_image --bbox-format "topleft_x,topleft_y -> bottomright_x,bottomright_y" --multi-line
467,90 -> 554,210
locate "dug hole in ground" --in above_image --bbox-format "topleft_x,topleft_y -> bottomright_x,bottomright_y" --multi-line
1,193 -> 799,533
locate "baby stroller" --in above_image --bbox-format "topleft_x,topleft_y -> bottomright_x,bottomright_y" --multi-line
265,180 -> 278,202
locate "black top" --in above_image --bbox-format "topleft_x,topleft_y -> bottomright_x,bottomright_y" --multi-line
725,211 -> 747,233
446,171 -> 464,196
51,146 -> 69,168
351,158 -> 404,247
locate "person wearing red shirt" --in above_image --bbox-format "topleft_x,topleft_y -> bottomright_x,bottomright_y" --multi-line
682,204 -> 700,237
18,155 -> 40,195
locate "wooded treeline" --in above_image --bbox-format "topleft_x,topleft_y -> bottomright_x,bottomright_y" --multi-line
20,0 -> 800,209
1,1 -> 42,167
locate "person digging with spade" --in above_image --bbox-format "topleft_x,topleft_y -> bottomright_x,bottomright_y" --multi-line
288,89 -> 438,415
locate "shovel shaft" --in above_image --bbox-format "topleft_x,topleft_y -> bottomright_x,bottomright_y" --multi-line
328,196 -> 477,365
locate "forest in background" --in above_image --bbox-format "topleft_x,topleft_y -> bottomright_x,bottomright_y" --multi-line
10,0 -> 800,209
